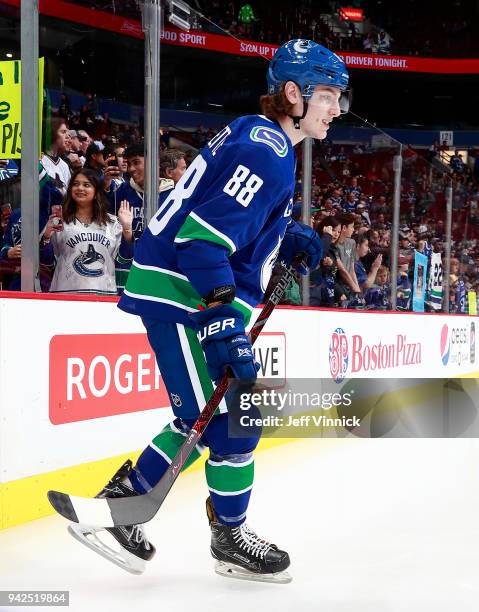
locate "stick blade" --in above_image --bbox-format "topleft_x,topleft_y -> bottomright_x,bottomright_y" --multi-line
47,490 -> 79,522
47,490 -> 116,528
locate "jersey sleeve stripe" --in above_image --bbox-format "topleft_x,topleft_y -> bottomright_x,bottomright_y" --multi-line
123,263 -> 254,323
174,211 -> 237,255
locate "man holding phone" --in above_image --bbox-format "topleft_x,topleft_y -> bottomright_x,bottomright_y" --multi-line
103,144 -> 146,291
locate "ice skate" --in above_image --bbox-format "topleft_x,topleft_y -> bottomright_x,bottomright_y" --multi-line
67,460 -> 155,575
206,497 -> 292,584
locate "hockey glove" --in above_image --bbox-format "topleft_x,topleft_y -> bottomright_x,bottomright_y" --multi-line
190,304 -> 260,383
278,220 -> 322,274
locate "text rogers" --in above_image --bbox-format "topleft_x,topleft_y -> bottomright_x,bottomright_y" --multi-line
350,334 -> 422,372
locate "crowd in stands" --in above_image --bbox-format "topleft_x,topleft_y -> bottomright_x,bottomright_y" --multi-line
285,140 -> 479,313
1,91 -> 478,314
0,101 -> 188,296
73,0 -> 479,58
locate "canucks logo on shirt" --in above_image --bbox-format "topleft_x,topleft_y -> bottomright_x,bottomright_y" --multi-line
250,126 -> 288,158
73,244 -> 105,277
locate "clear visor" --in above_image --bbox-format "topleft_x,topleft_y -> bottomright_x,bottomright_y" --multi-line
306,87 -> 352,115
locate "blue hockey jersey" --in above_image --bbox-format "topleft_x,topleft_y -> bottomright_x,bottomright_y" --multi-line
118,115 -> 296,325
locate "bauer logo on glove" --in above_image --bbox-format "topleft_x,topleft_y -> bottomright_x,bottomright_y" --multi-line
191,304 -> 260,383
197,318 -> 235,342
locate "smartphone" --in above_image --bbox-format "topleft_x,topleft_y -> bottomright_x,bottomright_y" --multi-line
51,204 -> 64,229
106,155 -> 118,168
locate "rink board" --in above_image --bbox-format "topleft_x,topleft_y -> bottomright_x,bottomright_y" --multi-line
0,293 -> 477,529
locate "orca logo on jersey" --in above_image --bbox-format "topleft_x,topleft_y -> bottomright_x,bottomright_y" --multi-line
73,244 -> 105,277
260,236 -> 282,293
284,198 -> 293,218
250,126 -> 288,158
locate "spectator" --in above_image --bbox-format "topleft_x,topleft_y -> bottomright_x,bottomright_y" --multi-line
355,235 -> 383,291
344,176 -> 362,201
342,192 -> 357,213
104,143 -> 145,240
396,256 -> 412,310
450,149 -> 465,174
62,133 -> 81,172
40,168 -> 133,295
102,144 -> 128,194
0,170 -> 63,290
84,142 -> 108,176
77,130 -> 93,157
160,149 -> 187,185
41,117 -> 72,194
335,213 -> 361,300
1,202 -> 11,239
377,30 -> 392,54
356,200 -> 371,226
68,130 -> 85,167
399,226 -> 415,260
364,264 -> 390,309
311,217 -> 346,307
104,143 -> 147,292
114,145 -> 128,177
159,149 -> 187,202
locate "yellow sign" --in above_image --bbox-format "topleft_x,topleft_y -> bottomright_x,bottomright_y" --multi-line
0,58 -> 44,159
468,291 -> 477,315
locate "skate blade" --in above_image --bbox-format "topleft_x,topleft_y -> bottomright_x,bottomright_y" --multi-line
67,523 -> 146,575
214,560 -> 292,584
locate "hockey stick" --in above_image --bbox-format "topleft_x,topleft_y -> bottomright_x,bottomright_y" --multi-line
47,257 -> 304,528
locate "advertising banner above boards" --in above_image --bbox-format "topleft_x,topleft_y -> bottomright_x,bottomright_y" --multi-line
0,294 -> 477,486
4,0 -> 479,74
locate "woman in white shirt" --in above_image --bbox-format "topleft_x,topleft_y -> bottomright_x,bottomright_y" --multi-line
41,118 -> 72,194
41,168 -> 133,295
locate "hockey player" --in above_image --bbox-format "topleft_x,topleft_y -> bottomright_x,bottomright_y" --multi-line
70,40 -> 350,581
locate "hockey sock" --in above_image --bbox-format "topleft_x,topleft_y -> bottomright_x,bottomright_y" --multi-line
205,452 -> 254,527
129,418 -> 206,494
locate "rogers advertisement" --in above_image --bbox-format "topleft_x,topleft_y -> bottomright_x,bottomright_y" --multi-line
49,333 -> 170,424
48,331 -> 287,425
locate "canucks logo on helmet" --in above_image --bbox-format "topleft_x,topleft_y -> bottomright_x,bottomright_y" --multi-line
73,244 -> 105,277
267,39 -> 350,110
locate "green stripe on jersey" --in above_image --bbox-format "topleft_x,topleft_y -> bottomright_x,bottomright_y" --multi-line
184,326 -> 226,415
126,262 -> 201,311
124,262 -> 254,324
205,457 -> 254,493
175,212 -> 236,255
151,423 -> 203,471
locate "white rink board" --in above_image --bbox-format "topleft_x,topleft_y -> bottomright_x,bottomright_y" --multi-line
0,296 -> 477,483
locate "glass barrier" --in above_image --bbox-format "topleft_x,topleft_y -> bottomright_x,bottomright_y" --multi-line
0,0 -> 477,314
0,1 -> 21,290
304,118 -> 477,315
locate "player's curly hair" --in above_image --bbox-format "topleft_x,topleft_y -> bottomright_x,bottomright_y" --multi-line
260,83 -> 294,122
